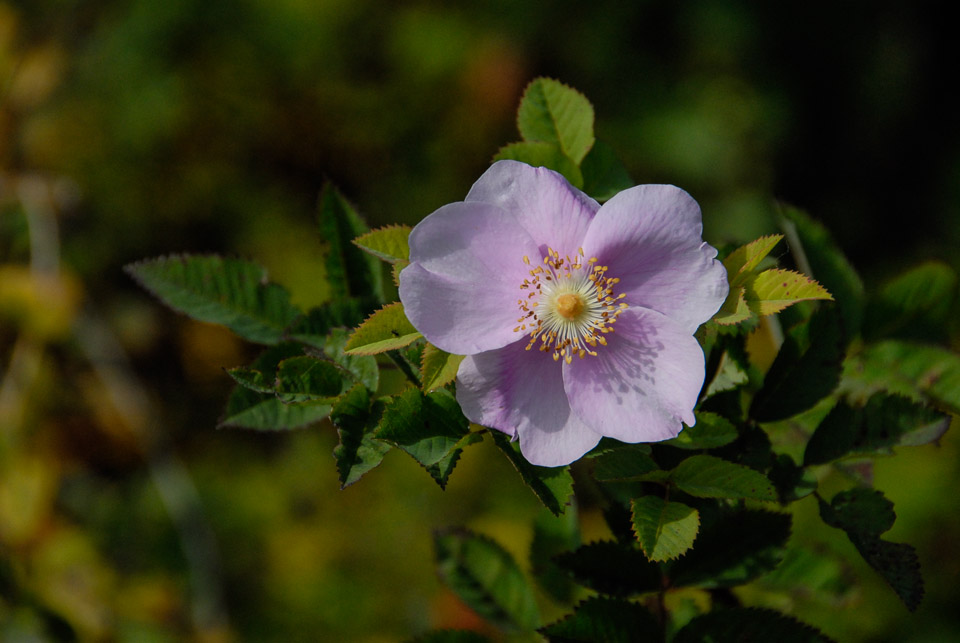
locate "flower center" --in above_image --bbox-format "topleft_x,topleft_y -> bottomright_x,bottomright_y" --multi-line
515,247 -> 627,364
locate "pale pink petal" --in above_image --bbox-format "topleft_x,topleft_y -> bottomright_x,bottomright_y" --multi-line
580,184 -> 728,333
466,160 -> 599,259
563,307 -> 704,443
399,201 -> 540,354
457,340 -> 602,466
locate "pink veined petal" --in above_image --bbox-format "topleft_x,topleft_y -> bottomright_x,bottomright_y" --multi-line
465,160 -> 599,259
457,340 -> 602,467
399,201 -> 541,354
580,184 -> 728,333
563,307 -> 705,444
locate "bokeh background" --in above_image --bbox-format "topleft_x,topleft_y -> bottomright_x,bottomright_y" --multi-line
2,1 -> 958,641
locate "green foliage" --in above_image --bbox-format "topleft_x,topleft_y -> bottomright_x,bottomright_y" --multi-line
419,343 -> 465,392
748,269 -> 833,315
668,455 -> 777,500
352,224 -> 412,264
331,384 -> 391,488
490,431 -> 574,516
344,301 -> 423,355
125,255 -> 301,344
274,355 -> 348,403
433,528 -> 540,632
517,78 -> 595,165
631,495 -> 700,562
553,540 -> 661,597
579,141 -> 634,202
863,261 -> 958,341
674,607 -> 835,643
539,596 -> 660,642
664,412 -> 739,450
494,141 -> 584,188
317,183 -> 385,301
530,508 -> 580,602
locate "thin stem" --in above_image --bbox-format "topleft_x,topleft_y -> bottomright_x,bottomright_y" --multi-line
387,349 -> 421,388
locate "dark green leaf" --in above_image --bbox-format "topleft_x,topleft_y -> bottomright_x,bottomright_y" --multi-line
631,496 -> 699,562
671,510 -> 791,588
322,327 -> 379,392
855,537 -> 924,612
579,140 -> 633,202
317,183 -> 384,301
225,366 -> 274,394
423,433 -> 482,489
331,384 -> 391,488
664,412 -> 739,450
863,261 -> 957,342
434,528 -> 540,632
493,141 -> 583,188
539,596 -> 660,643
553,541 -> 661,597
376,388 -> 470,468
491,431 -> 574,516
220,386 -> 332,430
674,607 -> 835,643
517,77 -> 595,164
669,455 -> 776,501
284,298 -> 373,349
769,454 -> 818,503
530,507 -> 580,602
750,306 -> 844,422
125,254 -> 300,345
819,488 -> 896,536
274,355 -> 346,403
592,445 -> 660,481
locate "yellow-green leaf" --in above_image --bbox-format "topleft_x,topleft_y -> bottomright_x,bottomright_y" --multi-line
352,225 -> 411,264
631,496 -> 699,562
344,301 -> 422,355
723,234 -> 784,288
747,269 -> 833,315
713,286 -> 752,326
420,343 -> 465,392
517,78 -> 595,165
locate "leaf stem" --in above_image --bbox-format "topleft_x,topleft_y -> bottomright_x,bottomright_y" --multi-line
387,349 -> 421,388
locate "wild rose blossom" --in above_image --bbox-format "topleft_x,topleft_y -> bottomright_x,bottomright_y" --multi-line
399,160 -> 728,466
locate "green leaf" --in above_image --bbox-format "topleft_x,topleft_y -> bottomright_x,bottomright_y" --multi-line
539,597 -> 660,643
674,607 -> 835,643
669,454 -> 777,500
553,541 -> 661,597
530,507 -> 580,603
769,454 -> 818,502
864,261 -> 958,342
434,528 -> 540,632
723,234 -> 784,286
284,298 -> 373,349
664,412 -> 739,450
317,183 -> 384,301
746,268 -> 832,315
344,301 -> 422,355
841,340 -> 960,414
592,445 -> 660,481
712,285 -> 752,326
274,355 -> 347,403
420,343 -> 465,392
330,384 -> 391,488
322,327 -> 379,392
125,254 -> 300,345
376,388 -> 469,467
750,307 -> 844,422
423,433 -> 482,489
491,431 -> 574,516
818,489 -> 923,610
493,141 -> 583,188
225,366 -> 274,394
220,386 -> 332,430
517,77 -> 595,164
407,631 -> 490,643
670,509 -> 791,588
631,496 -> 699,562
804,395 -> 950,465
352,224 -> 412,264
780,204 -> 865,336
579,140 -> 633,201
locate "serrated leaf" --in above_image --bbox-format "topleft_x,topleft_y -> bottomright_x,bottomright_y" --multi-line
220,386 -> 332,430
592,445 -> 660,481
751,307 -> 844,422
670,509 -> 791,588
318,183 -> 384,301
530,507 -> 580,602
344,301 -> 422,355
780,204 -> 865,336
274,355 -> 347,403
841,340 -> 960,414
517,78 -> 595,164
493,141 -> 583,188
539,597 -> 659,643
818,489 -> 923,610
491,431 -> 574,516
352,224 -> 412,264
713,285 -> 752,326
406,631 -> 490,643
322,327 -> 379,392
579,140 -> 633,202
669,454 -> 776,500
424,432 -> 483,489
804,395 -> 950,465
434,528 -> 540,632
284,298 -> 373,349
376,388 -> 469,468
553,541 -> 661,597
330,384 -> 391,487
420,343 -> 465,392
125,255 -> 300,345
674,607 -> 835,643
664,412 -> 739,450
225,366 -> 274,394
723,234 -> 784,285
631,496 -> 699,562
769,454 -> 818,503
864,261 -> 958,342
747,268 -> 832,315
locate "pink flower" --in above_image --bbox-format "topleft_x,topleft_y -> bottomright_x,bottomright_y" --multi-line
399,161 -> 728,466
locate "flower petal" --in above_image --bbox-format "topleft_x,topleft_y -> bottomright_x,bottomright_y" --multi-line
581,184 -> 728,333
399,201 -> 540,354
466,160 -> 599,259
457,340 -> 602,466
563,307 -> 704,443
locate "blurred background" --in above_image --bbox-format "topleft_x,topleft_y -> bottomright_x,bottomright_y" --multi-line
1,1 -> 958,641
